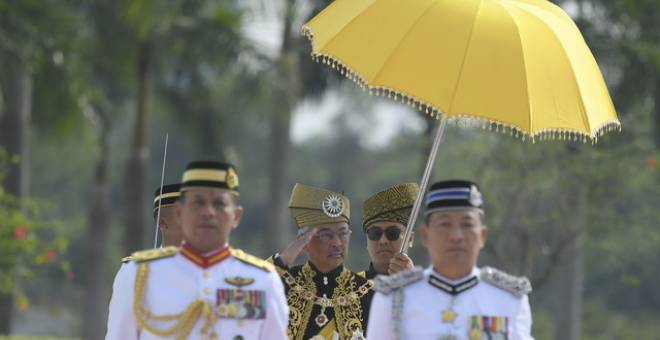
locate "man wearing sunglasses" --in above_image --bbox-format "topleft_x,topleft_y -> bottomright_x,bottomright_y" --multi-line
359,183 -> 419,280
366,180 -> 533,339
268,183 -> 372,340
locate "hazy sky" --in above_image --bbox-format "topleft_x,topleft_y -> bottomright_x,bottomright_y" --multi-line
242,1 -> 425,148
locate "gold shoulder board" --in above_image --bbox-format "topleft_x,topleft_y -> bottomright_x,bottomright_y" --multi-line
130,246 -> 179,263
121,255 -> 134,263
231,248 -> 275,272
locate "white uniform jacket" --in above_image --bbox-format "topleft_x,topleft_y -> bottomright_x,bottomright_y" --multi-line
106,245 -> 288,340
366,266 -> 533,340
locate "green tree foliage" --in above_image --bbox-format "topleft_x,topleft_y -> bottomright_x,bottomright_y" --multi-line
0,149 -> 69,314
0,0 -> 658,338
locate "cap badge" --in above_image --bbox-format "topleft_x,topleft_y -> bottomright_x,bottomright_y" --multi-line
469,185 -> 483,207
226,168 -> 239,189
322,194 -> 344,218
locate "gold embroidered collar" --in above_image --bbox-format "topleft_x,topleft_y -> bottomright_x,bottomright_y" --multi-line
283,262 -> 372,340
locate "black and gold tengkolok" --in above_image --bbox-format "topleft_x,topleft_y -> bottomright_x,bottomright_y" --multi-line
180,160 -> 239,194
270,183 -> 372,340
358,183 -> 419,282
361,182 -> 419,231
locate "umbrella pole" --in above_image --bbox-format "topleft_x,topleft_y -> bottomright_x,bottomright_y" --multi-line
400,117 -> 448,254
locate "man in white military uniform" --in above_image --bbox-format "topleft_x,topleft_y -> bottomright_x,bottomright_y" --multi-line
120,183 -> 182,264
367,180 -> 533,340
106,161 -> 289,340
152,183 -> 183,247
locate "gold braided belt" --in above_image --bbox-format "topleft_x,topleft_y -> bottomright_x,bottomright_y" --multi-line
133,263 -> 218,340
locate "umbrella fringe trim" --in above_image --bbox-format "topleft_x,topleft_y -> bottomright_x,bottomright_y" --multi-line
302,27 -> 621,144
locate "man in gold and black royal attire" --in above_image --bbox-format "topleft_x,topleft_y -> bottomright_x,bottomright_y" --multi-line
268,184 -> 372,340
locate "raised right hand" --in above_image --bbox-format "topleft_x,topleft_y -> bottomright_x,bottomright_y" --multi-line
278,227 -> 318,266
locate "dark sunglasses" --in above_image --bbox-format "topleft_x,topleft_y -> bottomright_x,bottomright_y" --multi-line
366,226 -> 403,241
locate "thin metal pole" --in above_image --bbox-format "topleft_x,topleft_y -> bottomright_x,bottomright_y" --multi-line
400,118 -> 448,254
153,133 -> 169,248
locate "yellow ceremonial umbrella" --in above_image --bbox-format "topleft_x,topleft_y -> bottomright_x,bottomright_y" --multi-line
302,0 -> 620,252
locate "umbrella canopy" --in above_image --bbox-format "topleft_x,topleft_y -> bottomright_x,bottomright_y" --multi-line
303,0 -> 622,253
303,0 -> 620,142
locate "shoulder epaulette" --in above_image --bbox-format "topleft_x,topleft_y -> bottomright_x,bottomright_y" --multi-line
480,266 -> 532,297
265,256 -> 287,275
128,246 -> 179,263
373,266 -> 424,294
121,255 -> 134,263
231,248 -> 275,272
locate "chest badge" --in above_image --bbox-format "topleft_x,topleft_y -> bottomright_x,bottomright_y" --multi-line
216,289 -> 266,319
225,276 -> 255,287
469,315 -> 509,340
442,308 -> 457,323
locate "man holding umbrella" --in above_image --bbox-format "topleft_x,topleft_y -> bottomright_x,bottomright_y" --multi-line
358,183 -> 418,279
367,180 -> 533,339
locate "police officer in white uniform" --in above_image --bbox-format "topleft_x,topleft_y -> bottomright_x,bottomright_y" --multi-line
367,180 -> 533,340
106,161 -> 289,340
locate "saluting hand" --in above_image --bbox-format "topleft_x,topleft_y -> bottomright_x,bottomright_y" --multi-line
388,252 -> 414,275
278,227 -> 318,266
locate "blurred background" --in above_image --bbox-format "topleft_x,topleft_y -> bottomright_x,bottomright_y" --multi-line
0,0 -> 658,339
